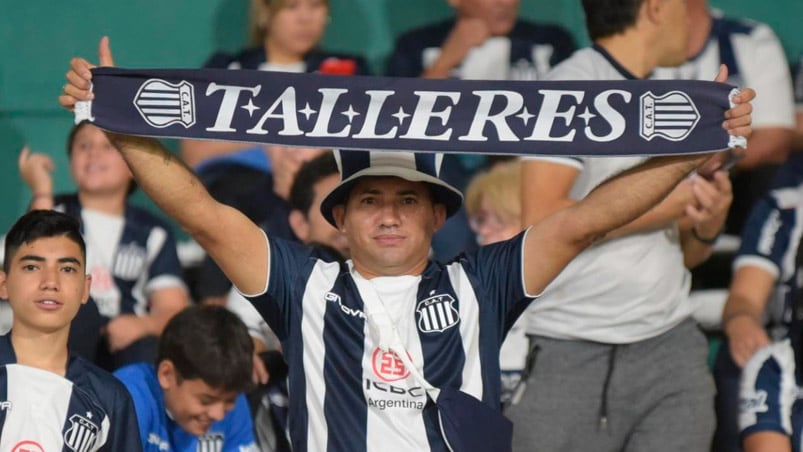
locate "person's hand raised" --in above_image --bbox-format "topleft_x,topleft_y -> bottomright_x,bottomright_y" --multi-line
59,36 -> 115,111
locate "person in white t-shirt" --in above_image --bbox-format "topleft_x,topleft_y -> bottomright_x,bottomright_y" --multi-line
506,0 -> 735,450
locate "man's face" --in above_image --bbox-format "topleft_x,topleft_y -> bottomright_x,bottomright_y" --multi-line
158,361 -> 239,436
332,177 -> 445,277
291,173 -> 350,257
450,0 -> 519,36
0,237 -> 90,335
655,0 -> 690,67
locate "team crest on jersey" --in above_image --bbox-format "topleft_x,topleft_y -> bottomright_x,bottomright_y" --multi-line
416,294 -> 459,333
134,78 -> 196,128
112,242 -> 147,280
639,91 -> 700,142
198,433 -> 224,452
63,413 -> 99,452
372,348 -> 411,382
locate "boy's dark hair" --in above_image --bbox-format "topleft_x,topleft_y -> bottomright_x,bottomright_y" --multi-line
67,121 -> 138,196
582,0 -> 645,41
3,210 -> 86,273
157,305 -> 254,393
289,151 -> 338,216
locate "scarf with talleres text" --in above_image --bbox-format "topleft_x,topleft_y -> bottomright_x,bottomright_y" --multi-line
75,67 -> 746,156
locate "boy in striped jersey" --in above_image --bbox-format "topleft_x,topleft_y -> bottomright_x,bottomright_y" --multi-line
0,209 -> 141,451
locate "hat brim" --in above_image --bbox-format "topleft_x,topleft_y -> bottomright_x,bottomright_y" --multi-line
320,165 -> 463,227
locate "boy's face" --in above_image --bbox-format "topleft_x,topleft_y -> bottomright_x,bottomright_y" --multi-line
0,236 -> 90,334
158,360 -> 239,436
69,123 -> 133,196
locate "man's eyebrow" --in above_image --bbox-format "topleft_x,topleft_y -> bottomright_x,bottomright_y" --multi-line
356,187 -> 381,195
57,257 -> 82,265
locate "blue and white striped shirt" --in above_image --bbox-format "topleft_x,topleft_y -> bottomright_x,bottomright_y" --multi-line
246,231 -> 534,451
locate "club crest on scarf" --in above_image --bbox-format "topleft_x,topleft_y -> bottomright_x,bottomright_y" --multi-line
134,79 -> 195,128
640,91 -> 701,141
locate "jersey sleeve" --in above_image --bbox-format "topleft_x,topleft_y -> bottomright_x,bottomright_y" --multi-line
221,394 -> 258,452
739,340 -> 798,439
242,234 -> 330,340
458,231 -> 535,330
144,223 -> 187,294
102,379 -> 145,452
734,155 -> 803,282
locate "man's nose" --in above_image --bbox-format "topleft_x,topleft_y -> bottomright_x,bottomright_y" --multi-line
378,202 -> 401,225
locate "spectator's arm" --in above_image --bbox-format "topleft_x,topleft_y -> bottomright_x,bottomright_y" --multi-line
744,431 -> 791,452
105,286 -> 188,352
736,128 -> 793,169
18,147 -> 55,210
722,265 -> 774,367
421,18 -> 490,79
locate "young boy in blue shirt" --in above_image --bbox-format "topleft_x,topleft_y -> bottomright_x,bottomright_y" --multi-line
115,304 -> 258,451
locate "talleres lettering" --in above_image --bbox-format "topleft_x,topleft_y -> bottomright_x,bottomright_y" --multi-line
196,84 -> 632,143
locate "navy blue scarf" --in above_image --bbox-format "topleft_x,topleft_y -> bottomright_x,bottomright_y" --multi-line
76,67 -> 744,157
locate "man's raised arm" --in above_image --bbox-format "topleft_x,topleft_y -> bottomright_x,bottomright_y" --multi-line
521,66 -> 754,296
60,37 -> 268,295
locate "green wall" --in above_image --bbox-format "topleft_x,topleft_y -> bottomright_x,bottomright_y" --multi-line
1,0 -> 800,234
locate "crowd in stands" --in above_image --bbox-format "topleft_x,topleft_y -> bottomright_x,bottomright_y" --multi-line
1,0 -> 802,451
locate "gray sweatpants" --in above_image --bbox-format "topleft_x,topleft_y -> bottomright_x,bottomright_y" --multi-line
506,318 -> 714,452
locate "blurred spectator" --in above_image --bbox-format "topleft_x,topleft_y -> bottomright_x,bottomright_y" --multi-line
17,122 -> 188,370
717,153 -> 803,452
386,0 -> 575,80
